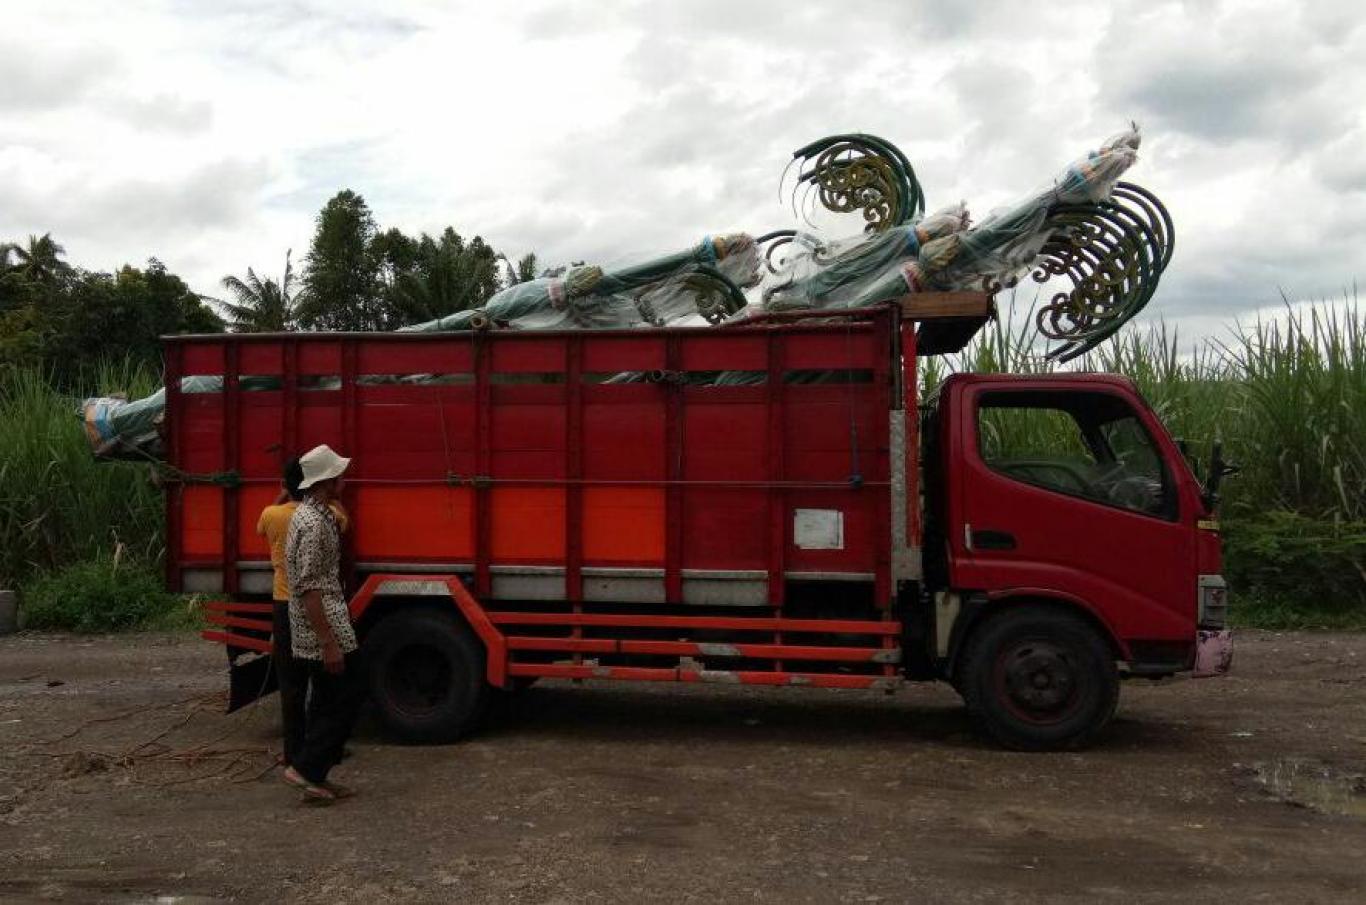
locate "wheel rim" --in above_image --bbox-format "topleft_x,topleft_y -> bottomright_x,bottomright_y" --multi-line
992,638 -> 1083,725
383,644 -> 453,716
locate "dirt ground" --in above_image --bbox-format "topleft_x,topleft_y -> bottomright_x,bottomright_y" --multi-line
1,631 -> 1365,904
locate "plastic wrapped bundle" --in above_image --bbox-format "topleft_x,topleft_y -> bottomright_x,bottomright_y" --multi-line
758,202 -> 971,312
80,237 -> 761,459
81,390 -> 167,459
757,127 -> 1147,315
80,126 -> 1173,459
403,235 -> 760,332
81,376 -> 277,459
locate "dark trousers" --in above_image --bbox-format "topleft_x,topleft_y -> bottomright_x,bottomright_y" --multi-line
271,604 -> 309,767
293,650 -> 365,785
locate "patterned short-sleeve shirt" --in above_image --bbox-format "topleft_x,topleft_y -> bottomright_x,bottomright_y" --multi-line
284,496 -> 357,660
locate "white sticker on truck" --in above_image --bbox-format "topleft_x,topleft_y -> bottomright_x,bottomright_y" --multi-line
794,509 -> 844,550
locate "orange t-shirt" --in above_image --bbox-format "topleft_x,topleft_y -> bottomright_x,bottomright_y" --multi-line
257,501 -> 349,601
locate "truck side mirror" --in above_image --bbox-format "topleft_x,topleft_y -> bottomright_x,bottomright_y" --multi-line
1202,440 -> 1240,511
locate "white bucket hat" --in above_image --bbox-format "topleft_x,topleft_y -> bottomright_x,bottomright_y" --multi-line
297,444 -> 351,490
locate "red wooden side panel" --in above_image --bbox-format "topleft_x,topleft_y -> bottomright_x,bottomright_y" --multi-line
168,315 -> 896,601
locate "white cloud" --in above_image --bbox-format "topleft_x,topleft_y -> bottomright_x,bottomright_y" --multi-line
0,0 -> 1363,347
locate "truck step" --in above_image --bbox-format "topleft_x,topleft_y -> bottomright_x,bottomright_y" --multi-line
489,612 -> 899,635
507,636 -> 900,664
508,662 -> 900,691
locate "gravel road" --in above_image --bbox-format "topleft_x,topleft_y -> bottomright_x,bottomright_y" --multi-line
2,630 -> 1365,903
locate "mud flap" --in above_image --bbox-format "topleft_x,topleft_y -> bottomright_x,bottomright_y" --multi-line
227,648 -> 279,713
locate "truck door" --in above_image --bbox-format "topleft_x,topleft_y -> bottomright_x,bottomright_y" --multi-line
947,381 -> 1195,644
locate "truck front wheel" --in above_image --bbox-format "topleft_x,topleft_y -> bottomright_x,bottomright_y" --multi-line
958,607 -> 1119,751
364,609 -> 489,744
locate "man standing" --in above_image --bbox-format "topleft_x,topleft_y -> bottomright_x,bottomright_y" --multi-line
280,444 -> 362,804
257,456 -> 349,772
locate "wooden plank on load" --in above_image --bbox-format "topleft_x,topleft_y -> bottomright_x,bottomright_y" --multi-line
897,292 -> 994,321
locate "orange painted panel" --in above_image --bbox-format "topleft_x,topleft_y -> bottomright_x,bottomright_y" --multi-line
353,486 -> 474,560
236,485 -> 278,557
582,488 -> 664,565
491,488 -> 565,560
181,486 -> 223,556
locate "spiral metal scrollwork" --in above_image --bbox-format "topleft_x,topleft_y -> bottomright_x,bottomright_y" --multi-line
1032,182 -> 1174,362
789,134 -> 924,234
682,266 -> 750,325
755,229 -> 798,276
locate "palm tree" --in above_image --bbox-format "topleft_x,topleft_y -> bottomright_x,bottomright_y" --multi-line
7,233 -> 68,284
216,250 -> 300,333
392,237 -> 472,323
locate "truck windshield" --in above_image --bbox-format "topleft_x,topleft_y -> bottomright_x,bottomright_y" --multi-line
976,390 -> 1175,520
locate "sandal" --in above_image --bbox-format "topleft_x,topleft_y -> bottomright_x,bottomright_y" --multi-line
322,781 -> 356,800
299,784 -> 337,806
283,766 -> 336,805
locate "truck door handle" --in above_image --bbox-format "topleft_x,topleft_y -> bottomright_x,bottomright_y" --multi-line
971,529 -> 1016,550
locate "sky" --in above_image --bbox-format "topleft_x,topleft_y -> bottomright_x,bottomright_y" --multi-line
3,0 -> 1364,345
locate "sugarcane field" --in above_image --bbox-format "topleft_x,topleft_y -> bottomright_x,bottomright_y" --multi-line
3,1 -> 1365,903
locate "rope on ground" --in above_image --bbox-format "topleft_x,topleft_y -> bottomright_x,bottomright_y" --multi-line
13,682 -> 282,788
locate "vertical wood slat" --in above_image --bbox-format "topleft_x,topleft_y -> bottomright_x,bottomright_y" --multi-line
164,344 -> 184,593
663,335 -> 683,603
872,316 -> 892,610
282,339 -> 298,461
222,342 -> 240,595
902,324 -> 921,549
340,339 -> 358,593
474,333 -> 493,597
767,329 -> 787,670
565,336 -> 584,662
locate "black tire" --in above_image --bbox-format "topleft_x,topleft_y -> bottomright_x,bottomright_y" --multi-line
957,607 -> 1119,751
364,608 -> 489,744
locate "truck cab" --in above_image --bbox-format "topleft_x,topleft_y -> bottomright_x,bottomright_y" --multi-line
918,372 -> 1231,748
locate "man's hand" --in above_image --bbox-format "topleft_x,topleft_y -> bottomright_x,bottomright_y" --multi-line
322,639 -> 344,675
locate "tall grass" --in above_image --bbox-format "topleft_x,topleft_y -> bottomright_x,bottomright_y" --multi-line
0,301 -> 1361,627
0,360 -> 163,589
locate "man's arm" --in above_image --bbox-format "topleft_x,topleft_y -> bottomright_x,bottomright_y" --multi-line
292,517 -> 344,674
301,589 -> 343,674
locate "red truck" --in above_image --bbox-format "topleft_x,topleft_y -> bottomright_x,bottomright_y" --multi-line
177,296 -> 1232,750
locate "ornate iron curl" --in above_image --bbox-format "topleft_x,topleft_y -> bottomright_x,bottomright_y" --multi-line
788,134 -> 924,234
681,265 -> 749,325
755,229 -> 797,276
1031,181 -> 1174,362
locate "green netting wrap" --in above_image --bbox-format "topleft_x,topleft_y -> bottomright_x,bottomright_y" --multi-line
401,235 -> 759,333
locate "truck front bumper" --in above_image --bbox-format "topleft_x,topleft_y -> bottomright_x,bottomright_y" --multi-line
1193,629 -> 1233,678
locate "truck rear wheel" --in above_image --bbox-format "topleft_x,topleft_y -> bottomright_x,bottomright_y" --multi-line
958,607 -> 1118,751
364,609 -> 489,744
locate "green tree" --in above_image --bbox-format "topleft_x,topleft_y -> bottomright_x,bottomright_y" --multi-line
297,190 -> 381,331
463,235 -> 502,307
5,233 -> 69,286
42,260 -> 223,386
216,250 -> 300,333
371,228 -> 422,328
390,228 -> 504,324
515,252 -> 539,284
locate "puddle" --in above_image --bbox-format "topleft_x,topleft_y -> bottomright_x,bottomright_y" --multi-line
1251,759 -> 1366,818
